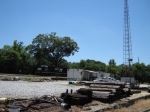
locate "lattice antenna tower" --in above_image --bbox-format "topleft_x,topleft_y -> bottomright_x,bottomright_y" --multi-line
123,0 -> 133,67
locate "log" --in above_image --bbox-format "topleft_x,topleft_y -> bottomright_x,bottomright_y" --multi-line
85,87 -> 124,96
148,88 -> 150,93
130,90 -> 141,94
92,91 -> 115,103
77,88 -> 93,102
93,91 -> 112,95
85,82 -> 125,87
63,93 -> 89,105
122,88 -> 131,96
90,84 -> 121,89
55,97 -> 63,102
86,88 -> 114,93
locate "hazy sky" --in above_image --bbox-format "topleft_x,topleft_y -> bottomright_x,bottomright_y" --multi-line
0,0 -> 150,65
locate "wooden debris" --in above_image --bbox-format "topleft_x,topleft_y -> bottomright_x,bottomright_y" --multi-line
90,84 -> 121,89
86,88 -> 114,93
85,82 -> 125,87
77,88 -> 93,102
63,93 -> 89,105
130,90 -> 141,94
5,95 -> 63,112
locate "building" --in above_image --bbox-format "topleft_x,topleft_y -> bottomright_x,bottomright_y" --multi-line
67,69 -> 112,81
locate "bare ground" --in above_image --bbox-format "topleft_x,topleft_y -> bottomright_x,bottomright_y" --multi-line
1,74 -> 150,112
105,99 -> 150,112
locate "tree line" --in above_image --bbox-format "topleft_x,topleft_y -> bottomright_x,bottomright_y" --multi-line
0,32 -> 150,83
67,59 -> 150,83
0,32 -> 79,74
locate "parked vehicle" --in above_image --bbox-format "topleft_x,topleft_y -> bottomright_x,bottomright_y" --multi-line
93,77 -> 119,83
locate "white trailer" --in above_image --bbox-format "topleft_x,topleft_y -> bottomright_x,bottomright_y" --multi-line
67,69 -> 111,81
67,69 -> 83,81
121,77 -> 139,88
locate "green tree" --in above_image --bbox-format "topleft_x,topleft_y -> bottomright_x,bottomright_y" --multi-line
116,64 -> 126,79
69,62 -> 80,68
0,40 -> 31,74
26,32 -> 79,67
19,51 -> 31,74
79,60 -> 86,69
78,59 -> 106,71
2,45 -> 12,50
146,65 -> 150,83
59,59 -> 69,68
12,40 -> 25,53
132,63 -> 147,83
109,59 -> 116,66
106,59 -> 117,77
0,49 -> 21,73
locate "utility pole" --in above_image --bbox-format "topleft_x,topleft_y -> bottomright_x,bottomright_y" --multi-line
138,57 -> 140,63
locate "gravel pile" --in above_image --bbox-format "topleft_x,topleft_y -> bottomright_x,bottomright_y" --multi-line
0,81 -> 85,98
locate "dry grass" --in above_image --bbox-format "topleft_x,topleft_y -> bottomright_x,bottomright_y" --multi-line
71,106 -> 81,112
105,99 -> 150,112
0,74 -> 68,82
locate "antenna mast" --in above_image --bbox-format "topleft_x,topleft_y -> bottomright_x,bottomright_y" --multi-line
123,0 -> 133,67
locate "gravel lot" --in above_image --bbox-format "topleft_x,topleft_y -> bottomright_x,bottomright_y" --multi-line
0,81 -> 85,98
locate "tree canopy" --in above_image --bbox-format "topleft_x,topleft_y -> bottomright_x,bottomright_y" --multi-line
26,32 -> 79,67
0,40 -> 31,74
0,32 -> 79,74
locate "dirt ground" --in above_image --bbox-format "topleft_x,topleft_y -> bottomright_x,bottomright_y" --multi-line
68,98 -> 150,112
0,73 -> 67,82
1,99 -> 150,112
105,99 -> 150,112
1,74 -> 150,112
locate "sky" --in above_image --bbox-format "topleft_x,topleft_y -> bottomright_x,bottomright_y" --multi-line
0,0 -> 150,65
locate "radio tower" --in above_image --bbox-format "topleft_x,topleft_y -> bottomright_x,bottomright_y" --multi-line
123,0 -> 133,76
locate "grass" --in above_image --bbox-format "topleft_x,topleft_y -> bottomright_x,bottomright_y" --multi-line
1,73 -> 67,78
0,73 -> 67,82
